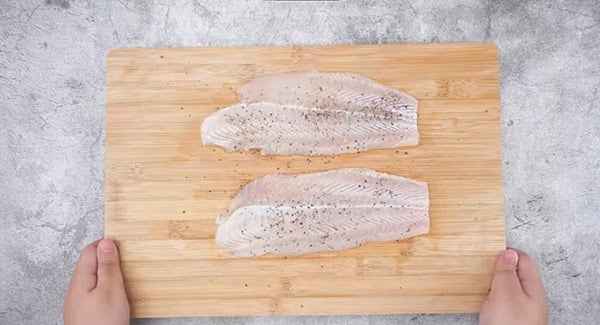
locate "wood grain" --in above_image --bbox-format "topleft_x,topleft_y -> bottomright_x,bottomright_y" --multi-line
104,43 -> 505,318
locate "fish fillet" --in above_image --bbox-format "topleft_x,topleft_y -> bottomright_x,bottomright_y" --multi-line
201,71 -> 418,155
216,168 -> 429,256
238,71 -> 417,116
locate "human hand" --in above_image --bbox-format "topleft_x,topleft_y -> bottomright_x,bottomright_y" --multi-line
479,248 -> 548,325
63,239 -> 130,325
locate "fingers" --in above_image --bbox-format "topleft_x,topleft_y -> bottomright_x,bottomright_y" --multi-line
490,249 -> 523,296
512,248 -> 545,299
95,239 -> 125,294
71,240 -> 100,292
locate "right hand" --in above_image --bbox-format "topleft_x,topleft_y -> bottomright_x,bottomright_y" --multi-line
479,248 -> 548,325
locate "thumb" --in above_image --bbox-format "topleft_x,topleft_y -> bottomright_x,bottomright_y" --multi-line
490,249 -> 523,296
513,249 -> 546,299
95,239 -> 125,293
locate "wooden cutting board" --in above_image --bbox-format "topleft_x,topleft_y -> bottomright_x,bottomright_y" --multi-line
104,43 -> 505,318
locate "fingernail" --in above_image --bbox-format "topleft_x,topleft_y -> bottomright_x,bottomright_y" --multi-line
503,249 -> 518,265
99,239 -> 115,253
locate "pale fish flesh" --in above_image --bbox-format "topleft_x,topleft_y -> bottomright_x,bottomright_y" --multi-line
201,71 -> 418,155
215,168 -> 429,256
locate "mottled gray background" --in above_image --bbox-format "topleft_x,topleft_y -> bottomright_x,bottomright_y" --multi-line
1,0 -> 599,324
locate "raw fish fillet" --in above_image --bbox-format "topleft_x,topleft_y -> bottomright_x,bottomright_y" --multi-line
238,71 -> 417,116
215,168 -> 429,256
201,71 -> 418,155
201,102 -> 417,155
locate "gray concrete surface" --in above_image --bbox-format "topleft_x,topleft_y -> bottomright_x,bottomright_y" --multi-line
1,0 -> 599,324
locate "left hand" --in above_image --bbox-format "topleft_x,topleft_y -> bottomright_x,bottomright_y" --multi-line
63,239 -> 130,325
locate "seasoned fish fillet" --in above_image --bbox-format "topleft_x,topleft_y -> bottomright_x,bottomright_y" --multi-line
216,168 -> 429,256
201,102 -> 417,155
238,71 -> 417,116
201,71 -> 418,155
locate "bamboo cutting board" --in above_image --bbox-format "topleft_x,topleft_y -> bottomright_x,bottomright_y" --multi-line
104,43 -> 505,318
